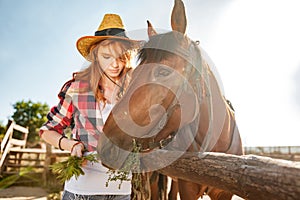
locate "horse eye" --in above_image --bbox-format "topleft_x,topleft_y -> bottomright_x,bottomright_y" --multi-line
154,67 -> 172,77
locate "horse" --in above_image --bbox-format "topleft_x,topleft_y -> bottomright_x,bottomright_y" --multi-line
97,0 -> 243,199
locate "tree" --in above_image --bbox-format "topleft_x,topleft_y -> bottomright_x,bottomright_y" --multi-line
11,100 -> 49,145
0,121 -> 6,141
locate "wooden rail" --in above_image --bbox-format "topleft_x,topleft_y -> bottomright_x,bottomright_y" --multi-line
153,151 -> 300,200
244,146 -> 300,161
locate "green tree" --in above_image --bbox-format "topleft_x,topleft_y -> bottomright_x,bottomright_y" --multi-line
11,100 -> 49,145
0,121 -> 6,141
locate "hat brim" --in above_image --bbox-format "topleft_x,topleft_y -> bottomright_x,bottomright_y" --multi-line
77,35 -> 142,60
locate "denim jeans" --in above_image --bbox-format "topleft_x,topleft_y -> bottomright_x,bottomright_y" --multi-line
62,190 -> 131,200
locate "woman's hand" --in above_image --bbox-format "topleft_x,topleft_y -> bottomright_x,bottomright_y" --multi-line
70,141 -> 85,157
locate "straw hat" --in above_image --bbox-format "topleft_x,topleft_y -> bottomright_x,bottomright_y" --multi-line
76,14 -> 139,60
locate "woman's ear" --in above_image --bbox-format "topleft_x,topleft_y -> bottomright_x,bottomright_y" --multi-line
171,0 -> 187,34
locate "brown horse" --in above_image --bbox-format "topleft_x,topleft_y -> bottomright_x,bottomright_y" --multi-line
98,0 -> 243,199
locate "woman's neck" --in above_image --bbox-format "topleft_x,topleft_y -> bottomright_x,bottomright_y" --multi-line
100,76 -> 120,104
101,76 -> 119,88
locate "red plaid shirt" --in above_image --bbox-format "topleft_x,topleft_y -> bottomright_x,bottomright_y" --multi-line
40,71 -> 132,151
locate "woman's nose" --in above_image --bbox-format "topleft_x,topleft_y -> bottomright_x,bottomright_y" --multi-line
111,58 -> 119,68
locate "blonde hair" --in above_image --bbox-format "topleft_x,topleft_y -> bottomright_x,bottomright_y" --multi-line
74,39 -> 133,102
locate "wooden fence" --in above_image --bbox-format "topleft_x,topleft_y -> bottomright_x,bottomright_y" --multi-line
0,121 -> 69,185
244,146 -> 300,161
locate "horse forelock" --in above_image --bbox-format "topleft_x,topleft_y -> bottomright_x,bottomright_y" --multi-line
138,31 -> 203,75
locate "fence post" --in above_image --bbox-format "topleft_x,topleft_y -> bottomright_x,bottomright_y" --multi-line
43,143 -> 52,187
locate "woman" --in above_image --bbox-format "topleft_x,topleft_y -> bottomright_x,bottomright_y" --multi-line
40,13 -> 139,200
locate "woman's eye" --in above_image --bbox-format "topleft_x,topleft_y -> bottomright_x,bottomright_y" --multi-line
103,55 -> 110,59
101,53 -> 112,59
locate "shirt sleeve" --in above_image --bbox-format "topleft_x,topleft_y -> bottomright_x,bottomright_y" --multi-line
39,80 -> 74,136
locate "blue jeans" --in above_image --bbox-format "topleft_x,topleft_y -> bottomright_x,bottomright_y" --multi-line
62,190 -> 131,200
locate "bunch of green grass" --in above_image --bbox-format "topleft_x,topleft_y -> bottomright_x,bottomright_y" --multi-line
50,154 -> 98,183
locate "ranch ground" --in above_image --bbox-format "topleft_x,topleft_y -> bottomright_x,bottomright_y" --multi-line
0,186 -> 244,200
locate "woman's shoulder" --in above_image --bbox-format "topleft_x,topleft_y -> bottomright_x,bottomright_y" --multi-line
72,79 -> 90,88
63,79 -> 90,89
58,79 -> 90,97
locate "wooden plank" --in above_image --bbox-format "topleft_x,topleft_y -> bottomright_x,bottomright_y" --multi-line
0,123 -> 14,170
9,148 -> 46,154
13,124 -> 29,134
0,122 -> 14,153
9,147 -> 69,155
3,171 -> 43,175
0,143 -> 11,168
5,163 -> 44,168
10,138 -> 27,147
8,157 -> 44,162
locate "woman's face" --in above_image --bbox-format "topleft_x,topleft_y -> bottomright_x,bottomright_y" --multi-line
97,42 -> 126,79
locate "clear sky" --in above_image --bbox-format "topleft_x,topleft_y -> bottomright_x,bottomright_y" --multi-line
1,0 -> 300,147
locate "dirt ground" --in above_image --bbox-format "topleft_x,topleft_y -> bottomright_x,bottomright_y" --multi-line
0,186 -> 244,200
0,186 -> 49,200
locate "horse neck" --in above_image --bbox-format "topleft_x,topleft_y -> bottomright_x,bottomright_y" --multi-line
192,62 -> 235,152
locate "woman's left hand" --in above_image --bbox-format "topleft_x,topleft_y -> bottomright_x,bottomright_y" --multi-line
70,141 -> 85,157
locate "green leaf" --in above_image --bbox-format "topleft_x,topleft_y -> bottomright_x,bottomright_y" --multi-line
105,139 -> 142,189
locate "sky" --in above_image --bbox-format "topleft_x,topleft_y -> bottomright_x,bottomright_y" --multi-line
1,0 -> 300,147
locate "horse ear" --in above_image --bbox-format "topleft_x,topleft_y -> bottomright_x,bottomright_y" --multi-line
171,0 -> 187,34
147,20 -> 157,37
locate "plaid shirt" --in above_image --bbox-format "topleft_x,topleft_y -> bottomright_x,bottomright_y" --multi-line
40,71 -> 132,152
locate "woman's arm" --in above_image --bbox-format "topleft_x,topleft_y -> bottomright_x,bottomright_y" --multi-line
40,80 -> 84,157
41,130 -> 84,157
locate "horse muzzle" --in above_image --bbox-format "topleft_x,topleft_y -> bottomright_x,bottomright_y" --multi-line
96,133 -> 131,170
